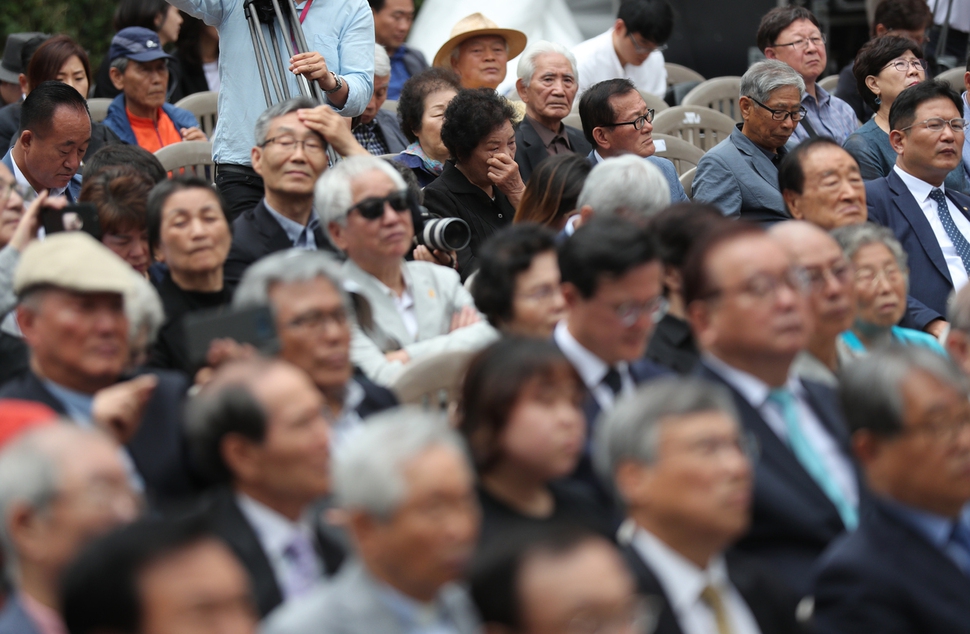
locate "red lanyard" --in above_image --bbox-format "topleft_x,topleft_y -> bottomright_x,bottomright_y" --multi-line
299,0 -> 313,23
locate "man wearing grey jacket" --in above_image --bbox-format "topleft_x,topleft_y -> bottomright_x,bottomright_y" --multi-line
263,408 -> 481,633
317,155 -> 497,386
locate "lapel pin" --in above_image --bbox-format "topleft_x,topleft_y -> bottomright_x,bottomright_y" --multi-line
428,289 -> 435,298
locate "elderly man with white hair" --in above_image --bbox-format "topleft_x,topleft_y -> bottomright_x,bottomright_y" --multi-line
264,408 -> 482,634
317,155 -> 497,386
0,424 -> 139,634
513,41 -> 592,182
560,154 -> 670,238
354,44 -> 409,156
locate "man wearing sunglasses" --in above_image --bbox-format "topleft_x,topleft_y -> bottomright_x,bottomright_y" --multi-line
572,0 -> 674,100
317,155 -> 497,387
693,60 -> 804,224
867,81 -> 970,339
577,78 -> 687,204
759,6 -> 859,145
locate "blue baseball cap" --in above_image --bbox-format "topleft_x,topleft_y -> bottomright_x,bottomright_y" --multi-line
109,27 -> 174,64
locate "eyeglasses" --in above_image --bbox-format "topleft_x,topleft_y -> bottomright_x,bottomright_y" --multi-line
515,284 -> 562,303
0,180 -> 34,206
259,134 -> 327,154
749,97 -> 807,122
804,259 -> 854,292
898,117 -> 969,133
703,267 -> 811,302
612,296 -> 668,328
770,34 -> 826,51
901,417 -> 970,445
883,58 -> 928,72
627,33 -> 668,55
346,191 -> 411,220
285,308 -> 349,331
680,430 -> 761,463
854,264 -> 905,289
565,597 -> 659,634
602,109 -> 655,131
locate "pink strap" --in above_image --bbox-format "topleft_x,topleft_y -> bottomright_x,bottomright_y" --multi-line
299,0 -> 313,23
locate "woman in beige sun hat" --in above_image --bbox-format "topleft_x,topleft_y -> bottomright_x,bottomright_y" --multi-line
433,13 -> 527,90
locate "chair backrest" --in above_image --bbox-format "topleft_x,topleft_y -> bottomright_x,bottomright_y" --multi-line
640,90 -> 669,114
665,63 -> 705,86
651,105 -> 737,151
681,76 -> 743,122
87,98 -> 112,124
174,91 -> 218,138
937,67 -> 966,94
818,75 -> 839,93
390,349 -> 477,411
653,133 -> 706,176
679,166 -> 696,199
154,141 -> 215,183
381,99 -> 399,113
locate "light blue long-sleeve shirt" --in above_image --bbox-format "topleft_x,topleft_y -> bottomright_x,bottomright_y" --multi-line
167,0 -> 375,166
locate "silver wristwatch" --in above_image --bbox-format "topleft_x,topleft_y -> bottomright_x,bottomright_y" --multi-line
325,71 -> 343,94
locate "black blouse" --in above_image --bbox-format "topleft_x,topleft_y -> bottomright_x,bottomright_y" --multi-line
421,161 -> 515,280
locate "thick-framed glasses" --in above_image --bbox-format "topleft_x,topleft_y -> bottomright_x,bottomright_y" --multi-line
770,34 -> 826,51
703,267 -> 811,302
627,33 -> 668,55
259,134 -> 327,155
613,296 -> 668,327
346,191 -> 411,220
749,97 -> 807,122
883,58 -> 927,72
898,117 -> 969,133
603,109 -> 655,131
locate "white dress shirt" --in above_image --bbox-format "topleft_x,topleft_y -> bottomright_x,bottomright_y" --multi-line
236,493 -> 322,599
962,92 -> 970,179
9,153 -> 68,198
373,268 -> 419,339
554,320 -> 634,411
625,521 -> 762,634
930,0 -> 970,31
703,354 -> 859,509
572,29 -> 667,99
894,164 -> 970,292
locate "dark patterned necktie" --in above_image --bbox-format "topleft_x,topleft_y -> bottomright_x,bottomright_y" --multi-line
929,188 -> 970,276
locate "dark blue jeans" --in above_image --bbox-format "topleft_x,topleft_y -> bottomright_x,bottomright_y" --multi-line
215,164 -> 264,223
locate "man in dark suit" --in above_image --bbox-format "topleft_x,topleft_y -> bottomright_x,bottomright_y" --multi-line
232,250 -> 397,439
513,41 -> 591,183
683,222 -> 861,597
554,217 -> 668,494
223,97 -> 336,291
865,80 -> 970,337
0,232 -> 197,503
353,45 -> 409,157
186,358 -> 345,618
595,377 -> 802,634
813,347 -> 970,633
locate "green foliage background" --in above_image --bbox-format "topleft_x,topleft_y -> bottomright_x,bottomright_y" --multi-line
1,1 -> 116,73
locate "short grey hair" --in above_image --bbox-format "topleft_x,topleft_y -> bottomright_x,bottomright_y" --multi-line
0,425 -> 108,580
948,283 -> 970,332
840,346 -> 968,436
374,44 -> 391,79
333,407 -> 469,520
593,377 -> 740,490
253,96 -> 318,147
576,155 -> 671,219
740,59 -> 805,104
516,40 -> 577,86
125,271 -> 165,346
110,57 -> 129,74
315,155 -> 407,227
233,249 -> 352,314
831,223 -> 909,278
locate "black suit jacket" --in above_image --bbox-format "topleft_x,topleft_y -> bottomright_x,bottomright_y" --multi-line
866,170 -> 970,330
0,369 -> 198,504
514,117 -> 592,183
223,200 -> 334,292
352,371 -> 398,419
199,487 -> 346,618
697,362 -> 860,597
622,542 -> 803,634
812,497 -> 970,634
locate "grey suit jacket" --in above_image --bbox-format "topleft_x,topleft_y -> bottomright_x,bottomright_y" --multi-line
342,259 -> 498,386
374,109 -> 409,155
0,596 -> 41,634
262,560 -> 480,634
692,125 -> 790,224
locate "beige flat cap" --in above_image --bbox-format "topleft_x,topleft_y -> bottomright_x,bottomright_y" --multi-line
433,13 -> 528,69
14,232 -> 135,297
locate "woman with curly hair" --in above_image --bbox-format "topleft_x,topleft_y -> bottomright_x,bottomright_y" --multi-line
423,88 -> 526,278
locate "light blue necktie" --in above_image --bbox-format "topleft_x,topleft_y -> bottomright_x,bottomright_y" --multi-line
929,188 -> 970,276
766,387 -> 858,531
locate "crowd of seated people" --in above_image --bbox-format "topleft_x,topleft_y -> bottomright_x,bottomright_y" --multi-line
3,0 -> 970,631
